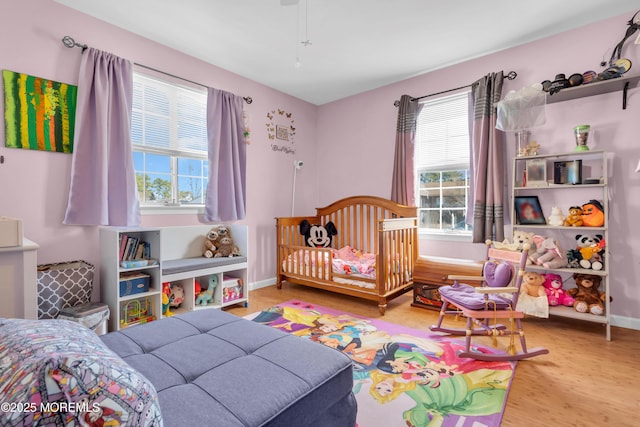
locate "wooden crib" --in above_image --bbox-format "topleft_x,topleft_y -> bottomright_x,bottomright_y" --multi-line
276,195 -> 418,314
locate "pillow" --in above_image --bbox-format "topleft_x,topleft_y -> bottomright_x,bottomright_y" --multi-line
483,261 -> 513,288
0,318 -> 162,427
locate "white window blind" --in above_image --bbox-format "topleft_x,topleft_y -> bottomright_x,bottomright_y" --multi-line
131,73 -> 208,157
415,91 -> 470,171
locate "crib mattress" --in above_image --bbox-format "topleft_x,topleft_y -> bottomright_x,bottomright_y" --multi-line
101,309 -> 357,427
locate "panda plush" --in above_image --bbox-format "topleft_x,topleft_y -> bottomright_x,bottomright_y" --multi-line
299,220 -> 337,248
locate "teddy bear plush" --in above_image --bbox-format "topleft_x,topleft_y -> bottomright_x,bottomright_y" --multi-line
529,235 -> 568,269
542,273 -> 575,306
520,271 -> 547,297
563,206 -> 583,227
567,273 -> 605,315
202,227 -> 218,258
513,230 -> 536,263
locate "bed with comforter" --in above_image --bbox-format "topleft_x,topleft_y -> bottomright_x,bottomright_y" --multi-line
0,309 -> 357,427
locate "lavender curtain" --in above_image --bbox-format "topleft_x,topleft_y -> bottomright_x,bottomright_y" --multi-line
64,48 -> 140,226
204,88 -> 246,222
469,72 -> 505,243
391,95 -> 423,206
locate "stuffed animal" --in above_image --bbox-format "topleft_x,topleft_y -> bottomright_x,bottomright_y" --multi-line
575,234 -> 605,270
169,283 -> 185,308
542,273 -> 575,306
529,235 -> 568,269
195,275 -> 218,306
214,235 -> 241,257
563,206 -> 583,227
520,271 -> 547,297
512,230 -> 536,264
547,207 -> 565,226
299,220 -> 337,248
567,273 -> 605,315
162,282 -> 174,316
581,200 -> 605,227
207,225 -> 241,257
202,227 -> 218,258
194,280 -> 202,301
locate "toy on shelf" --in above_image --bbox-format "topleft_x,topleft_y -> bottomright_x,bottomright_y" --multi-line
521,271 -> 547,297
195,274 -> 218,306
213,225 -> 242,257
516,270 -> 549,318
567,273 -> 606,315
563,206 -> 583,227
581,200 -> 604,227
202,227 -> 218,258
120,297 -> 155,328
162,282 -> 174,317
169,283 -> 184,308
542,273 -> 575,307
529,235 -> 567,269
222,277 -> 244,303
574,234 -> 605,270
547,207 -> 565,227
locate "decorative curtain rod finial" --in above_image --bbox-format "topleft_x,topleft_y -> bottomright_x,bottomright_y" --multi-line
62,35 -> 87,51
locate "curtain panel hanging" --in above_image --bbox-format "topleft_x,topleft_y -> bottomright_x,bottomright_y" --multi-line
470,71 -> 505,243
204,88 -> 247,222
391,95 -> 423,206
64,47 -> 140,226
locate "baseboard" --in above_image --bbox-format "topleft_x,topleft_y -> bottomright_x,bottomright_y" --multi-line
249,278 -> 277,291
611,314 -> 640,331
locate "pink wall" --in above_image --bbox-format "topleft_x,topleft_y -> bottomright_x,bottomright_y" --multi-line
317,13 -> 640,325
0,0 -> 319,299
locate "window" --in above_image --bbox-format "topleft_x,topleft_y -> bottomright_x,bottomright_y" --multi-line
131,72 -> 208,208
415,91 -> 472,234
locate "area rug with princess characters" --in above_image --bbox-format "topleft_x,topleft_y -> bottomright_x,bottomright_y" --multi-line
247,300 -> 516,427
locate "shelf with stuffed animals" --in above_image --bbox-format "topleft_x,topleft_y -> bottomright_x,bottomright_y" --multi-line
511,149 -> 611,339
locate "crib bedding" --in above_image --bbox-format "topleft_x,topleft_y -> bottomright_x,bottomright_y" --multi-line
283,246 -> 377,280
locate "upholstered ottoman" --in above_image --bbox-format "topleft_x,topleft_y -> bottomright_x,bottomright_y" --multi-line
101,309 -> 357,427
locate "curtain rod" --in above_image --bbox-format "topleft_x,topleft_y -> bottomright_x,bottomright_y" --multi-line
61,36 -> 253,104
393,70 -> 517,107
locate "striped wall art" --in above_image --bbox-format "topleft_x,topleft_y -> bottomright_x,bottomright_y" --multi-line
3,69 -> 77,153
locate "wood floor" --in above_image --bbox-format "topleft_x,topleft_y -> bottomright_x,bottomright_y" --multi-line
227,283 -> 640,427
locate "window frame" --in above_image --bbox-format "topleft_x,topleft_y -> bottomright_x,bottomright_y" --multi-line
415,90 -> 473,239
131,69 -> 209,214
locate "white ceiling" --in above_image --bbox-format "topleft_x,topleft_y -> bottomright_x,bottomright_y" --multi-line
54,0 -> 640,105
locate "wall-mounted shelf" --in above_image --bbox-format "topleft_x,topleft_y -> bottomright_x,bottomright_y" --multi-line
546,72 -> 640,109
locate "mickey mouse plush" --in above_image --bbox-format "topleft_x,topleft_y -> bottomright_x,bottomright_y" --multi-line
299,220 -> 337,248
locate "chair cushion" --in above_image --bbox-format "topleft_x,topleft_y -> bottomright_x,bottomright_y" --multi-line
439,283 -> 513,310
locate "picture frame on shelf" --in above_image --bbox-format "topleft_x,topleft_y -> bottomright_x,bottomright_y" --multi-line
525,158 -> 548,187
514,196 -> 546,225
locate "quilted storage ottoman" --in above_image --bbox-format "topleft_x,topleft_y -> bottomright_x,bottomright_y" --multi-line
101,309 -> 357,427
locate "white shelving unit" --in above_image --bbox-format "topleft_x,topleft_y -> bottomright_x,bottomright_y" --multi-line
100,225 -> 248,332
512,150 -> 611,339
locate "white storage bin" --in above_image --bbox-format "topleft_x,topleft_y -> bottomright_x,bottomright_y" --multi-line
58,302 -> 110,335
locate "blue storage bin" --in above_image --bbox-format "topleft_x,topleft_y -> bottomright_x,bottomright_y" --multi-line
119,272 -> 150,297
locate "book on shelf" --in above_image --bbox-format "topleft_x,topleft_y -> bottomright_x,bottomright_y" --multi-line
119,234 -> 128,260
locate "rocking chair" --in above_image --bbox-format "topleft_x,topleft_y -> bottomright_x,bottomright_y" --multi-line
429,241 -> 549,362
